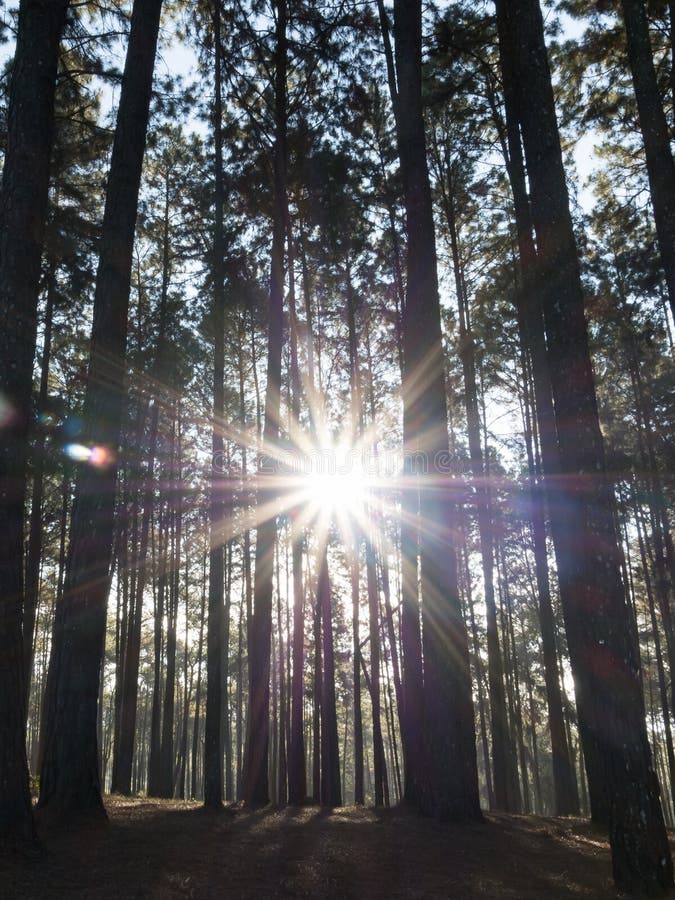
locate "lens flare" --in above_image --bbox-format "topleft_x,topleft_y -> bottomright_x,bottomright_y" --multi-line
89,445 -> 114,467
0,392 -> 16,428
64,443 -> 91,462
302,446 -> 368,516
64,443 -> 114,467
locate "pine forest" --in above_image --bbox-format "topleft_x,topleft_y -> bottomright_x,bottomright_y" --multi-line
1,0 -> 675,896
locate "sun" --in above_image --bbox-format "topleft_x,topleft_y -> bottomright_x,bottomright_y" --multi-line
304,454 -> 366,513
295,442 -> 373,532
265,415 -> 391,542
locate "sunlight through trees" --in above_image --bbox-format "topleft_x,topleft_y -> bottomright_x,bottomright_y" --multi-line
0,0 -> 674,893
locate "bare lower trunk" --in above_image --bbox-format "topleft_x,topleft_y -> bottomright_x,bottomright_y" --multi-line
243,0 -> 288,806
621,0 -> 675,321
0,0 -> 69,842
318,546 -> 341,806
497,0 -> 672,890
204,0 -> 227,810
38,0 -> 162,818
393,0 -> 480,821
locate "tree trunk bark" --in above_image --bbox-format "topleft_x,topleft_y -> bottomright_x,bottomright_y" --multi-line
621,0 -> 675,321
0,0 -> 69,842
496,0 -> 673,890
23,263 -> 57,724
441,167 -> 513,811
204,0 -> 227,811
159,423 -> 179,797
345,262 -> 365,806
39,0 -> 162,818
243,0 -> 287,806
494,0 -> 581,819
318,545 -> 341,806
147,504 -> 167,796
393,0 -> 480,821
287,223 -> 307,805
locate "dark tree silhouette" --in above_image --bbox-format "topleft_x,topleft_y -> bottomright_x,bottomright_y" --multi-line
393,0 -> 481,821
39,0 -> 163,817
621,0 -> 675,322
0,0 -> 70,842
243,0 -> 288,806
204,0 -> 227,811
496,0 -> 673,891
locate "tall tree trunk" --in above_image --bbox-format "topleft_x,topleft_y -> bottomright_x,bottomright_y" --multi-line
312,569 -> 322,803
223,537 -> 234,801
276,547 -> 287,804
112,404 -> 152,794
0,0 -> 69,842
287,224 -> 307,805
318,546 -> 341,806
621,0 -> 675,321
366,536 -> 386,807
114,182 -> 174,795
191,553 -> 207,800
500,547 -> 530,813
461,521 -> 495,809
23,263 -> 57,724
159,422 -> 179,797
635,496 -> 675,815
393,0 -> 480,821
618,290 -> 675,711
176,543 -> 192,799
441,167 -> 513,811
495,0 -> 580,819
39,0 -> 162,817
204,0 -> 227,811
243,0 -> 287,806
521,355 -> 580,816
347,267 -> 385,808
287,519 -> 306,804
496,0 -> 672,891
236,324 -> 250,801
346,262 -> 365,806
112,485 -> 130,794
350,544 -> 364,805
147,502 -> 167,796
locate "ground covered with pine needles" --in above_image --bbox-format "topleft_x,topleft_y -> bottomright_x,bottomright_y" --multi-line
1,796 -> 657,898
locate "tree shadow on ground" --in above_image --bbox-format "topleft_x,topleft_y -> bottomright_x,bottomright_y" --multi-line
1,797 -> 650,898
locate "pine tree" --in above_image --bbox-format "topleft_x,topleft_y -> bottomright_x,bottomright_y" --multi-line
621,0 -> 675,322
39,0 -> 163,817
393,0 -> 481,821
243,0 -> 288,806
0,0 -> 70,843
496,0 -> 673,890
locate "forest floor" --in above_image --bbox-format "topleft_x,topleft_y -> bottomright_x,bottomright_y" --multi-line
0,796 -> 658,898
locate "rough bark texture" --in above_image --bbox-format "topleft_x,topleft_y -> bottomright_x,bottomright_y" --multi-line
204,0 -> 227,811
621,0 -> 675,322
497,0 -> 673,892
39,0 -> 162,817
494,4 -> 579,817
443,175 -> 514,812
346,268 -> 364,806
287,226 -> 306,805
393,0 -> 481,821
23,265 -> 56,723
366,535 -> 386,807
114,169 -> 174,796
287,526 -> 306,803
111,402 -> 154,795
0,0 -> 69,843
243,0 -> 287,806
318,546 -> 342,807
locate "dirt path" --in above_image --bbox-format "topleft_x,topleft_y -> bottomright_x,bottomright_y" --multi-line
1,797 -> 633,898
